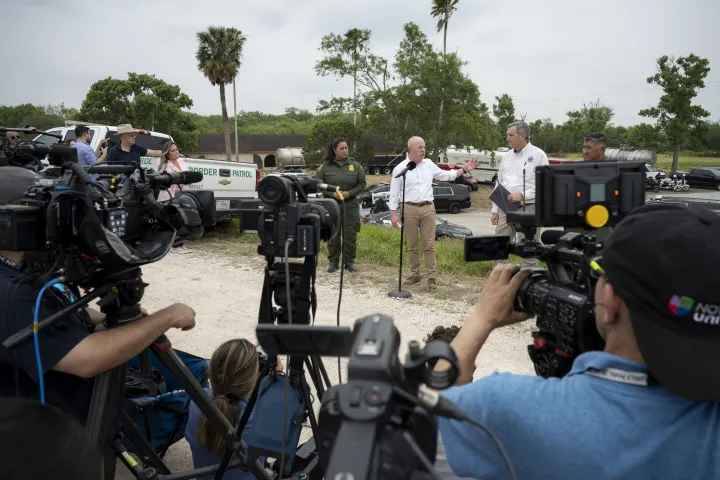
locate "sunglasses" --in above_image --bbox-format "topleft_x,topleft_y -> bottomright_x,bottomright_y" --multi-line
9,136 -> 20,140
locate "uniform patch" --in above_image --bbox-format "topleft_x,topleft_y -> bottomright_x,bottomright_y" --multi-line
349,164 -> 355,172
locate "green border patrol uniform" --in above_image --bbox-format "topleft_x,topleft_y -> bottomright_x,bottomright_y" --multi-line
315,156 -> 367,270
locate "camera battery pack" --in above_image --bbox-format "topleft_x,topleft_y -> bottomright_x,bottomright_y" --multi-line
296,224 -> 317,256
0,204 -> 45,251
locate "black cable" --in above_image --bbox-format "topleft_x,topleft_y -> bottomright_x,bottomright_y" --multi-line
336,194 -> 347,384
280,238 -> 294,478
402,431 -> 443,480
395,385 -> 518,480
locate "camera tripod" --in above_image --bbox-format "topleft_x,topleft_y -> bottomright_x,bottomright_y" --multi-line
213,254 -> 332,480
4,266 -> 269,480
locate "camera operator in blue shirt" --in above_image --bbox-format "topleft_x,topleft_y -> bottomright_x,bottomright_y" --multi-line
0,168 -> 197,422
437,202 -> 720,479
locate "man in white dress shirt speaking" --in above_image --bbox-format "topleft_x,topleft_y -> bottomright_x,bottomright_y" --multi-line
389,136 -> 477,291
491,121 -> 549,266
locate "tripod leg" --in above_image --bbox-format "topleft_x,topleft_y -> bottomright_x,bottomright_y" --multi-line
111,435 -> 159,480
298,373 -> 319,435
315,356 -> 333,389
120,410 -> 172,475
87,365 -> 126,447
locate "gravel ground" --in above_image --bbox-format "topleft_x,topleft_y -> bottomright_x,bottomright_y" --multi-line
115,244 -> 536,478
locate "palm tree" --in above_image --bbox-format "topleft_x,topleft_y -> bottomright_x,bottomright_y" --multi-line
430,0 -> 460,161
196,26 -> 246,162
431,0 -> 460,55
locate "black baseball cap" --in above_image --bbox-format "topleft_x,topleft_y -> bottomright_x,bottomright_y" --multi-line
600,201 -> 720,402
0,166 -> 42,205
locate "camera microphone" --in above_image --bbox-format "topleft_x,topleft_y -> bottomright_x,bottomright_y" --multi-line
540,229 -> 566,245
148,171 -> 204,187
394,161 -> 417,178
316,182 -> 340,193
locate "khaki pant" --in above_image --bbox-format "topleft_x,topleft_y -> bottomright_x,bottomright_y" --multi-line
494,204 -> 540,267
402,203 -> 437,279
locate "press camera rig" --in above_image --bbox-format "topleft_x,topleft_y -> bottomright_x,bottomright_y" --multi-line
465,161 -> 646,377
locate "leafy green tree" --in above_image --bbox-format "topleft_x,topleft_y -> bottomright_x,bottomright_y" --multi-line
315,29 -> 390,127
493,93 -> 516,144
639,54 -> 711,172
196,26 -> 245,161
79,73 -> 196,150
302,115 -> 364,169
0,104 -> 68,132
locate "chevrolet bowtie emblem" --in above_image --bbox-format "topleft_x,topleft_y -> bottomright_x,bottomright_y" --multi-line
218,179 -> 231,185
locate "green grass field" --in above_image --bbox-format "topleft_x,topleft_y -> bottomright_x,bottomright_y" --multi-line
204,218 -> 505,277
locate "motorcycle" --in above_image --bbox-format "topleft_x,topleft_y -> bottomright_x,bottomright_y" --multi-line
370,197 -> 390,214
677,174 -> 690,192
646,175 -> 661,193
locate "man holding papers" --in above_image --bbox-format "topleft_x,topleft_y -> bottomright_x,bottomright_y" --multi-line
490,121 -> 549,266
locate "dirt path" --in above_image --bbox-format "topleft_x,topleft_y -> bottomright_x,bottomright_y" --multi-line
115,243 -> 535,478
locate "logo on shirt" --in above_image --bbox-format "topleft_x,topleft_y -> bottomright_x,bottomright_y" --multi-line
668,295 -> 694,315
527,156 -> 534,164
218,179 -> 231,185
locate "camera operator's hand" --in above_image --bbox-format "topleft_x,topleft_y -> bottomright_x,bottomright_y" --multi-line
491,212 -> 499,225
472,264 -> 531,329
165,303 -> 196,331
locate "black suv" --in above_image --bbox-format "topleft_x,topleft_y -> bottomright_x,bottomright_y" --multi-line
433,183 -> 471,214
679,167 -> 720,191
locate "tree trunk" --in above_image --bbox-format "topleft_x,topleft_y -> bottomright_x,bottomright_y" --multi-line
233,77 -> 239,162
219,83 -> 231,162
353,45 -> 358,127
433,23 -> 448,163
672,136 -> 681,173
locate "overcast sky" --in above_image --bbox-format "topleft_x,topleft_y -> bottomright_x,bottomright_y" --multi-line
1,0 -> 718,127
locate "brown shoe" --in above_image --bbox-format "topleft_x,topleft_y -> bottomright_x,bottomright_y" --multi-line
403,275 -> 423,286
428,279 -> 437,291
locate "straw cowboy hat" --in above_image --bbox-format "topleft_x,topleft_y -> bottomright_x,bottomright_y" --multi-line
116,124 -> 137,135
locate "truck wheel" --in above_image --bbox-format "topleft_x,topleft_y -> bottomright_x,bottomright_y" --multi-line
448,202 -> 461,214
372,167 -> 381,175
491,175 -> 497,185
383,167 -> 391,175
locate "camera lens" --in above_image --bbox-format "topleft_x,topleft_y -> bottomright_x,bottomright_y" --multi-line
258,176 -> 291,206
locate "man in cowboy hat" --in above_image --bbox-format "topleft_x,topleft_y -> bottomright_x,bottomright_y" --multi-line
106,124 -> 163,165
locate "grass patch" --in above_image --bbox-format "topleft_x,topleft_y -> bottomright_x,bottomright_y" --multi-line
200,217 -> 501,277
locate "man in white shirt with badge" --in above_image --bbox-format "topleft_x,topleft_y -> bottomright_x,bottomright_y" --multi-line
389,136 -> 477,291
491,121 -> 549,266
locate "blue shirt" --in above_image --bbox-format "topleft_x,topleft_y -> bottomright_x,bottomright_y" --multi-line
72,140 -> 99,180
184,388 -> 257,480
439,351 -> 720,480
72,140 -> 97,168
107,144 -> 147,165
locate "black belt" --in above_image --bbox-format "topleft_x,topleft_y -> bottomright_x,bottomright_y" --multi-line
404,201 -> 433,207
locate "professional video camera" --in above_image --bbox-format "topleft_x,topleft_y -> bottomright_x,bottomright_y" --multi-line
257,314 -> 468,480
256,173 -> 341,258
0,126 -> 68,172
464,161 -> 646,378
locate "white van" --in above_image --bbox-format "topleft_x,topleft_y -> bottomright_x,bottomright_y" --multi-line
34,125 -> 258,215
440,145 -> 508,184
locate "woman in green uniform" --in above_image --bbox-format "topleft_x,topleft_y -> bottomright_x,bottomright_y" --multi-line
315,138 -> 366,273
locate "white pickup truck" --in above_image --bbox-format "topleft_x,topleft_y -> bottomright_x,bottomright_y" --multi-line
33,125 -> 258,217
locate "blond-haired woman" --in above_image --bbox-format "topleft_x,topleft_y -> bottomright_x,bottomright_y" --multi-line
185,339 -> 259,479
156,141 -> 190,203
